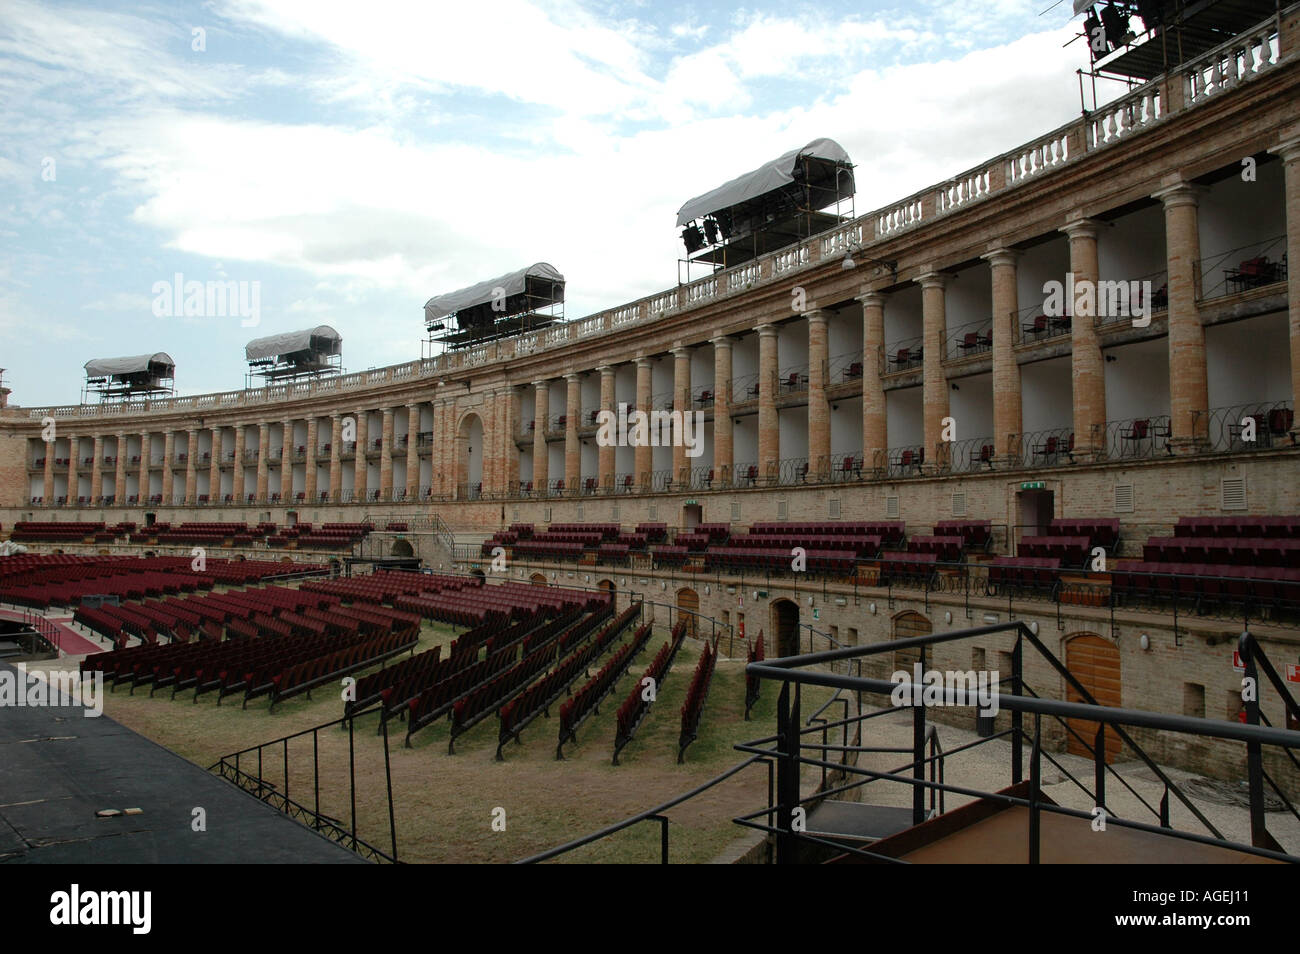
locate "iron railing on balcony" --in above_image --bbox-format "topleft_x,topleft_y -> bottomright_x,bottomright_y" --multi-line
1093,415 -> 1173,461
1094,268 -> 1168,329
1012,426 -> 1075,467
828,350 -> 864,384
944,319 -> 993,360
1195,400 -> 1296,453
1199,234 -> 1288,300
1015,302 -> 1071,345
731,372 -> 761,404
883,334 -> 924,373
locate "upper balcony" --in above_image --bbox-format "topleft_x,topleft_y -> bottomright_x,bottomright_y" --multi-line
10,20 -> 1290,428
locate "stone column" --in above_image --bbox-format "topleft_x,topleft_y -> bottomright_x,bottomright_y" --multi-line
304,418 -> 318,502
66,435 -> 78,506
672,346 -> 691,486
1270,138 -> 1300,412
405,403 -> 420,499
983,249 -> 1023,464
255,422 -> 269,503
565,373 -> 581,494
635,357 -> 653,489
503,387 -> 521,496
532,382 -> 549,495
113,432 -> 126,505
231,426 -> 246,502
43,436 -> 55,503
186,427 -> 199,504
279,420 -> 293,503
90,435 -> 104,502
329,414 -> 342,502
209,427 -> 221,503
859,292 -> 887,472
432,399 -> 448,496
483,391 -> 499,496
161,430 -> 175,502
757,324 -> 779,481
1062,217 -> 1107,459
354,411 -> 368,502
1155,182 -> 1209,450
138,431 -> 149,504
597,366 -> 616,491
806,311 -> 830,479
380,407 -> 395,501
919,272 -> 949,471
711,335 -> 733,485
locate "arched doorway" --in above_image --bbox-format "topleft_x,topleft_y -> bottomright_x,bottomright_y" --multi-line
470,568 -> 486,583
890,611 -> 932,672
675,586 -> 699,638
391,539 -> 414,558
598,579 -> 615,596
1064,633 -> 1123,763
530,572 -> 548,585
770,598 -> 800,657
455,412 -> 484,498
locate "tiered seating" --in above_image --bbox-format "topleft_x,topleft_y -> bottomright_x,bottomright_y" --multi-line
986,557 -> 1061,593
294,522 -> 374,549
1048,518 -> 1120,553
302,570 -> 469,606
557,622 -> 653,756
154,522 -> 265,545
405,645 -> 521,740
448,640 -> 562,751
877,552 -> 938,585
496,605 -> 640,758
613,620 -> 687,762
10,521 -> 105,542
264,626 -> 418,709
906,535 -> 964,562
1019,535 -> 1090,567
651,545 -> 690,566
635,523 -> 668,543
677,639 -> 718,762
934,520 -> 993,552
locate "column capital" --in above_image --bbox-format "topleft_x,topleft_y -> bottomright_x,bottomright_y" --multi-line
1268,136 -> 1300,163
855,290 -> 886,308
802,309 -> 830,325
330,411 -> 341,420
1059,217 -> 1104,241
671,345 -> 691,359
564,371 -> 581,383
406,400 -> 418,409
635,355 -> 654,368
916,271 -> 950,290
1151,180 -> 1205,208
709,333 -> 732,349
597,364 -> 615,376
756,323 -> 778,338
532,379 -> 548,390
382,406 -> 394,417
980,247 -> 1021,268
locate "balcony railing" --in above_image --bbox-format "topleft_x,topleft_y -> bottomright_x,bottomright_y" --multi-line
1199,234 -> 1287,301
943,319 -> 993,360
731,372 -> 760,404
828,351 -> 864,384
1195,400 -> 1296,454
776,366 -> 808,395
1012,426 -> 1075,467
1094,269 -> 1168,329
883,335 -> 924,373
1094,415 -> 1172,461
1015,303 -> 1071,344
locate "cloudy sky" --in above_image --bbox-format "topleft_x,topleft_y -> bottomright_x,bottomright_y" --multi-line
0,0 -> 1112,407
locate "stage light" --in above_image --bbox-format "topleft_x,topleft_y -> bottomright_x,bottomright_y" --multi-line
682,225 -> 705,254
716,210 -> 734,239
1100,4 -> 1132,48
703,219 -> 719,245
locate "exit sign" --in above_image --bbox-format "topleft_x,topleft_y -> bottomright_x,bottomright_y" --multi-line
684,499 -> 697,506
1020,481 -> 1045,490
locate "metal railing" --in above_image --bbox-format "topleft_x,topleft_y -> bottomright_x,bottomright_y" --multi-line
944,318 -> 993,360
737,621 -> 1299,864
1195,400 -> 1296,453
1093,415 -> 1172,460
1015,302 -> 1070,345
1095,269 -> 1168,328
210,714 -> 399,864
1199,234 -> 1287,301
882,335 -> 923,373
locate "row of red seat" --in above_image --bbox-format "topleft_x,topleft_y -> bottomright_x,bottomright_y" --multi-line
1174,516 -> 1300,539
1142,536 -> 1300,568
678,640 -> 718,760
559,623 -> 653,743
1019,535 -> 1092,567
615,620 -> 687,757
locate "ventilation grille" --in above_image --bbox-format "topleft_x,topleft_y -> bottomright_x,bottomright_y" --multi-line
777,500 -> 788,520
829,498 -> 841,519
544,506 -> 553,522
611,504 -> 620,521
577,505 -> 584,521
1221,477 -> 1246,511
731,501 -> 741,522
951,492 -> 966,518
512,508 -> 520,522
1113,483 -> 1134,514
886,495 -> 900,519
648,504 -> 658,521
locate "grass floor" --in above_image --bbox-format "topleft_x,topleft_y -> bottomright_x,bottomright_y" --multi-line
100,618 -> 828,863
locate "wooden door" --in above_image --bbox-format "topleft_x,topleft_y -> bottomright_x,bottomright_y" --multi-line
1065,634 -> 1123,762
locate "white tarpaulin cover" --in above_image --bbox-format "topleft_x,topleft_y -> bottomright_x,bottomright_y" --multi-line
1073,0 -> 1094,14
676,138 -> 853,227
245,325 -> 342,361
423,263 -> 564,321
84,353 -> 174,377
